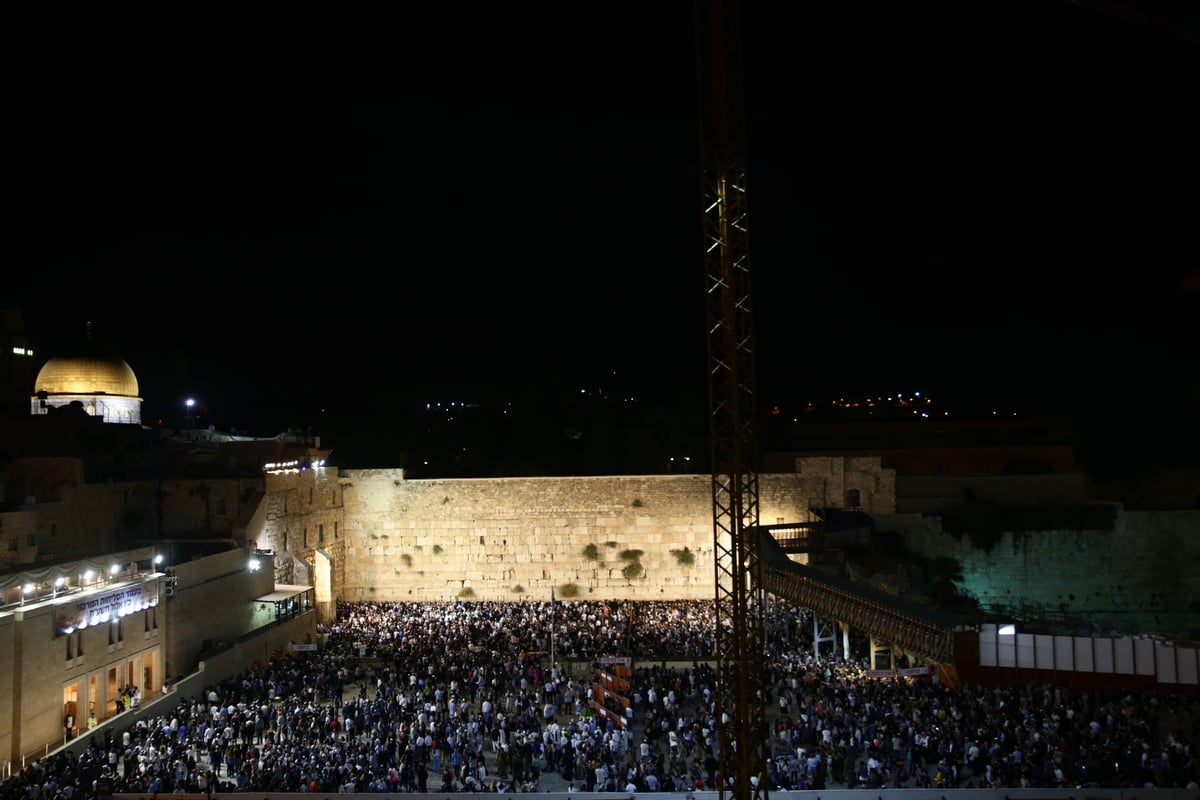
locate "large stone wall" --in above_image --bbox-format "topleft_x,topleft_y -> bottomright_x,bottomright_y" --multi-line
880,508 -> 1200,639
242,459 -> 1195,638
337,471 -> 831,602
18,475 -> 265,564
257,468 -> 345,622
165,547 -> 276,678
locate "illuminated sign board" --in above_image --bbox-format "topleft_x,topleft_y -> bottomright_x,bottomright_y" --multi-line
56,581 -> 159,635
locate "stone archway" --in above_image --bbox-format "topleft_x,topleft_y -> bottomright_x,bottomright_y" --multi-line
313,549 -> 334,625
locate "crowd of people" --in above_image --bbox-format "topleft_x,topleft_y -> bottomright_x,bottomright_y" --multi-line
4,598 -> 1198,798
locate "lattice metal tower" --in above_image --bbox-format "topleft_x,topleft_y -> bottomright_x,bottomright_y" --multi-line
695,1 -> 770,798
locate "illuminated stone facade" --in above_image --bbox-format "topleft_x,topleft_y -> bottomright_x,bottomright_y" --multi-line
0,568 -> 164,765
254,459 -> 1198,640
254,457 -> 895,605
881,508 -> 1200,639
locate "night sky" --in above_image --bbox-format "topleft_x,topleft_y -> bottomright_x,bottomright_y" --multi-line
6,2 -> 1199,469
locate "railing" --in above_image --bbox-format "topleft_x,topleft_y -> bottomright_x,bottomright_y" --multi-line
979,597 -> 1070,625
765,523 -> 823,552
198,607 -> 315,658
4,672 -> 181,780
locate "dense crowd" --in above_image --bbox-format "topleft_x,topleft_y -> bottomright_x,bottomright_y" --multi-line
3,598 -> 1198,798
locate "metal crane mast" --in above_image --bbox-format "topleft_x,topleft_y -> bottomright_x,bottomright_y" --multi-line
695,1 -> 770,798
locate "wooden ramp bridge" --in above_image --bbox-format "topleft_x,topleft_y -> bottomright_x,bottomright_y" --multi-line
754,521 -> 966,665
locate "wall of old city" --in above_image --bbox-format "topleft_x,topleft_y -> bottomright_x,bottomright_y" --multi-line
152,478 -> 264,539
253,468 -> 346,623
340,471 -> 714,602
0,456 -> 85,503
879,508 -> 1200,639
164,548 -> 276,680
0,506 -> 38,570
11,476 -> 265,566
331,462 -> 890,603
256,469 -> 344,567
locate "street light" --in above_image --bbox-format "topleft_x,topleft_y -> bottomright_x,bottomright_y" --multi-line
185,398 -> 196,431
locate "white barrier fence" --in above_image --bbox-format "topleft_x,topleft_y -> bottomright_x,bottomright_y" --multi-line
978,623 -> 1199,684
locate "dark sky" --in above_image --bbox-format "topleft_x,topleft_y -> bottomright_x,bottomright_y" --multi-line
6,2 -> 1200,464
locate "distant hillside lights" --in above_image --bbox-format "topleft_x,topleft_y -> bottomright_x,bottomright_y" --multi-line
11,345 -> 34,357
788,391 -> 946,422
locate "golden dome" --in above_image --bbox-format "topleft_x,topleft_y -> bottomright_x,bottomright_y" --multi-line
35,353 -> 140,397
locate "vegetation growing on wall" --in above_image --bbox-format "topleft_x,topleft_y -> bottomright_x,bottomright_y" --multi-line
670,547 -> 695,566
557,582 -> 581,598
582,544 -> 600,561
511,584 -> 525,594
631,498 -> 643,507
457,587 -> 475,598
610,548 -> 645,580
401,554 -> 413,567
924,556 -> 963,603
432,544 -> 443,555
847,530 -> 969,608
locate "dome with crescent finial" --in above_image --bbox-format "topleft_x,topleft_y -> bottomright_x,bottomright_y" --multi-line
30,338 -> 142,424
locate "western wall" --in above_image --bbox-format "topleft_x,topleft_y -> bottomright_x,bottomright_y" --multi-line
259,457 -> 896,606
881,509 -> 1200,640
255,458 -> 1198,640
